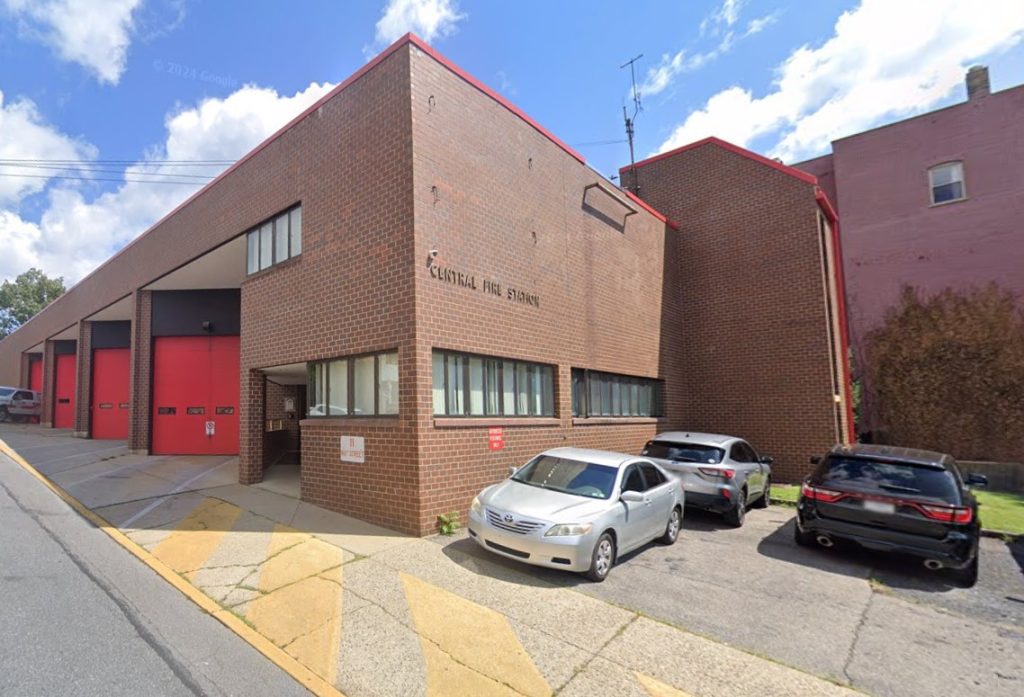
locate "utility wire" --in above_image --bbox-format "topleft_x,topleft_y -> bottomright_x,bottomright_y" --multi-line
0,172 -> 206,185
0,163 -> 215,180
0,158 -> 235,165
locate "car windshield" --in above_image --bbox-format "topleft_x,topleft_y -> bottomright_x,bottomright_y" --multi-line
511,455 -> 618,499
817,456 -> 959,502
642,440 -> 724,464
0,387 -> 15,398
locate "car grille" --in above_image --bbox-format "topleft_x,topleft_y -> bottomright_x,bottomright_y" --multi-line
486,509 -> 545,535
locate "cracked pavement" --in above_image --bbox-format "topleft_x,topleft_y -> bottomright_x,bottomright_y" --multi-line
2,423 -> 1021,696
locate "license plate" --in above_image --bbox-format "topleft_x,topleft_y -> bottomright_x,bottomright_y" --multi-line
863,500 -> 895,515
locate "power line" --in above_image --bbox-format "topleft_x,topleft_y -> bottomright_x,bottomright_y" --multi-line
0,172 -> 207,186
0,163 -> 215,180
573,138 -> 629,147
0,158 -> 235,166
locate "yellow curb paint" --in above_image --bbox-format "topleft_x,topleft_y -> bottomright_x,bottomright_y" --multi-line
400,572 -> 551,697
150,498 -> 243,576
246,525 -> 346,684
636,672 -> 695,697
0,437 -> 345,697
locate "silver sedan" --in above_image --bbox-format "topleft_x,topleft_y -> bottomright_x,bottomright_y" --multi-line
467,447 -> 685,581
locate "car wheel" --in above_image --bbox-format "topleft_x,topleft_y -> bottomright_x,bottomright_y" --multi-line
724,490 -> 746,527
660,506 -> 681,545
794,520 -> 815,547
585,532 -> 616,582
952,553 -> 979,588
0,406 -> 8,422
753,478 -> 771,509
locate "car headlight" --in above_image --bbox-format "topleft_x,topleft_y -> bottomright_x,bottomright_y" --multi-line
469,496 -> 482,516
544,523 -> 593,537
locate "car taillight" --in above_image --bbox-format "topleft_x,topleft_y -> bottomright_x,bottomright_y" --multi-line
699,467 -> 735,480
919,504 -> 973,524
800,483 -> 845,503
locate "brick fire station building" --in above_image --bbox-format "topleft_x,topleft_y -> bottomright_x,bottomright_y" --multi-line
0,35 -> 851,535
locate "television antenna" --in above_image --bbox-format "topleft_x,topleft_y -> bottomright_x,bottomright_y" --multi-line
621,54 -> 643,194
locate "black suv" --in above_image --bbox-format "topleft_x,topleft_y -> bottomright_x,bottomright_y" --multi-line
796,444 -> 987,586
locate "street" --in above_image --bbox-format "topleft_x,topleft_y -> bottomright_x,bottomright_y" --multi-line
0,442 -> 311,697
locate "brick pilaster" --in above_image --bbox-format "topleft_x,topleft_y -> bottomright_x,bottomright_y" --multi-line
73,321 -> 92,437
41,340 -> 56,427
128,290 -> 152,453
239,368 -> 265,484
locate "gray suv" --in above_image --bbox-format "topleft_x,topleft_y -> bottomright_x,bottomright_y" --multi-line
642,432 -> 773,526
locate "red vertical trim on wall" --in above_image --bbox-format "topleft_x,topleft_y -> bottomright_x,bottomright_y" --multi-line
817,188 -> 856,442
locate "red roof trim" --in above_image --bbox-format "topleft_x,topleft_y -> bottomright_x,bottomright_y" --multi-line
407,35 -> 586,164
621,136 -> 819,186
622,189 -> 680,231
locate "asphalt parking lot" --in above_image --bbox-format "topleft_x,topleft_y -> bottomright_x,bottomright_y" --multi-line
441,502 -> 1024,697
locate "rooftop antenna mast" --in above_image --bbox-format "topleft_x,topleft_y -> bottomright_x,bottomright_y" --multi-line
621,53 -> 643,195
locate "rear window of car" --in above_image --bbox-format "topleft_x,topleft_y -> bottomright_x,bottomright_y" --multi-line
816,456 -> 959,502
0,388 -> 15,398
512,455 -> 618,499
642,441 -> 724,464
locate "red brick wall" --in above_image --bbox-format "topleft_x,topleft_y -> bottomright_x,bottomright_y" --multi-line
409,45 -> 685,534
129,291 -> 151,452
74,321 -> 92,436
237,44 -> 420,531
623,143 -> 844,482
41,340 -> 55,427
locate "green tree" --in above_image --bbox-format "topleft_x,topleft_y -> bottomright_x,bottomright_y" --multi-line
0,268 -> 66,339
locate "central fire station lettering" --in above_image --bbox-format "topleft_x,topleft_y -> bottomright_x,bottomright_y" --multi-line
429,264 -> 540,308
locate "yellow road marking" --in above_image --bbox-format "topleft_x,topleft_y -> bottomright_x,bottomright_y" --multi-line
636,672 -> 694,697
245,524 -> 346,684
0,437 -> 344,697
149,498 -> 243,578
401,572 -> 551,697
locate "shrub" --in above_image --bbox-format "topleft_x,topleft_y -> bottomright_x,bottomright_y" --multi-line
864,284 -> 1024,461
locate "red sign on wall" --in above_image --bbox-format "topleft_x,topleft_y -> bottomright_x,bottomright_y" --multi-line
488,426 -> 504,451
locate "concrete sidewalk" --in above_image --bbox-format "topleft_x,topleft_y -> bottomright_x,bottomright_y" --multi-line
0,425 -> 859,697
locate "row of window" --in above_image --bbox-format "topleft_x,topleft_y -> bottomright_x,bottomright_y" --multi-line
246,204 -> 302,274
305,349 -> 663,419
308,350 -> 399,417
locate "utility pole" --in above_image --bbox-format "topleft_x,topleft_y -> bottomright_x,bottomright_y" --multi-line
621,54 -> 643,195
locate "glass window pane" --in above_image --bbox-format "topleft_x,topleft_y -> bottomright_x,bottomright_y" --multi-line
468,357 -> 484,415
378,352 -> 399,415
485,360 -> 500,415
259,223 -> 273,270
638,383 -> 651,416
541,365 -> 554,416
354,356 -> 375,415
530,366 -> 542,415
447,354 -> 464,415
611,378 -> 621,416
571,369 -> 582,417
589,377 -> 601,417
309,363 -> 325,416
247,231 -> 259,274
274,213 -> 289,262
502,362 -> 515,415
289,207 -> 302,256
629,383 -> 639,416
328,360 -> 347,415
432,352 -> 446,415
516,363 -> 529,415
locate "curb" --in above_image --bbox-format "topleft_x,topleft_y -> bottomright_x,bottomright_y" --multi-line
770,495 -> 1022,540
0,437 -> 343,697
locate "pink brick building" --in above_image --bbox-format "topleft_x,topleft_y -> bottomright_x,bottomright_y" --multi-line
795,67 -> 1024,433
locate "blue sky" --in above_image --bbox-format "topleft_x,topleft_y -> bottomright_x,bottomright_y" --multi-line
2,0 -> 1023,286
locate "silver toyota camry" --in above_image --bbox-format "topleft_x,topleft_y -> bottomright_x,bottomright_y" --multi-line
467,447 -> 684,581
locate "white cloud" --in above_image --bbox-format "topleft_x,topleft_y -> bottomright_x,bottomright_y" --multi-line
0,90 -> 96,204
656,0 -> 1024,162
744,12 -> 779,37
3,0 -> 142,84
701,0 -> 745,35
374,0 -> 465,45
0,80 -> 336,284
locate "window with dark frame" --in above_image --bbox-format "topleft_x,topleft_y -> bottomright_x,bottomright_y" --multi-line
307,350 -> 398,417
431,350 -> 554,417
246,203 -> 302,274
570,368 -> 663,418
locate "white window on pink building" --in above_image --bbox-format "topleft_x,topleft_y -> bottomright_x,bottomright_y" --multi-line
928,162 -> 965,205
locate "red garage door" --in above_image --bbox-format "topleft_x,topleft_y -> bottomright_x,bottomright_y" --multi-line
92,348 -> 130,440
152,336 -> 240,455
29,359 -> 42,392
53,353 -> 76,429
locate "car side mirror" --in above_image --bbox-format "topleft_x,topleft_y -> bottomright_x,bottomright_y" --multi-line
508,465 -> 517,477
760,456 -> 774,466
965,473 -> 988,488
809,455 -> 822,465
620,490 -> 644,503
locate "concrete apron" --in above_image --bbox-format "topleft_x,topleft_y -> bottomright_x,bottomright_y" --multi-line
0,426 -> 858,697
